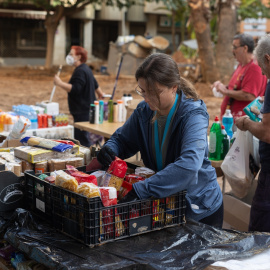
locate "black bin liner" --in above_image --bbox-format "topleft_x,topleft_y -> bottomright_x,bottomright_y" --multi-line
1,208 -> 270,270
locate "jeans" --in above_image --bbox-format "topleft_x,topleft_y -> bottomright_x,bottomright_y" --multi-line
199,202 -> 224,229
249,171 -> 270,232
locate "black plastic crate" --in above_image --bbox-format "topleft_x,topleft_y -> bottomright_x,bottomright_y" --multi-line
24,166 -> 186,247
51,185 -> 186,247
24,170 -> 53,223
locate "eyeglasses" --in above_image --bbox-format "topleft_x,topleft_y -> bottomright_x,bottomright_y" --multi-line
135,85 -> 146,97
232,45 -> 244,50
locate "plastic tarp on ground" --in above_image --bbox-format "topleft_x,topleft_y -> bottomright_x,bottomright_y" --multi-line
1,209 -> 270,270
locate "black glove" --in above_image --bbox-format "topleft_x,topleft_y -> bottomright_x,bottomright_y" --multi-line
97,146 -> 116,169
118,188 -> 139,204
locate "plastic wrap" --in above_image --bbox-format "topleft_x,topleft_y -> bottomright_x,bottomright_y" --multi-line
2,209 -> 270,270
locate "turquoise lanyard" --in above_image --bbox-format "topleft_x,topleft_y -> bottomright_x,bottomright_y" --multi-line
154,93 -> 179,171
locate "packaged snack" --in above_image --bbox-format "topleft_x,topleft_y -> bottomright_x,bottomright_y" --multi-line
55,170 -> 78,192
66,165 -> 98,185
35,161 -> 48,174
243,96 -> 263,122
44,175 -> 55,184
107,157 -> 127,178
90,170 -> 106,186
99,187 -> 124,237
77,182 -> 100,198
135,167 -> 155,178
125,174 -> 145,184
20,136 -> 73,152
118,180 -> 132,201
101,172 -> 124,191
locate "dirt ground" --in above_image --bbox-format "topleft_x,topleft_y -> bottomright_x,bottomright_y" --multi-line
0,64 -> 222,128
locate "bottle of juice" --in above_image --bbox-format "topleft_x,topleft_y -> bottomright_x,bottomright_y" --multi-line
209,116 -> 222,161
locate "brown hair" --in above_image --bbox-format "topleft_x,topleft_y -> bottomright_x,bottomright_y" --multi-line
71,46 -> 87,63
135,53 -> 199,102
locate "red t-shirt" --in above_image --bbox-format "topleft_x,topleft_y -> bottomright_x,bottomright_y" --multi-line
220,61 -> 267,120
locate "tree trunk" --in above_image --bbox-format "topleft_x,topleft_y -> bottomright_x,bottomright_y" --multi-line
171,10 -> 176,52
188,0 -> 219,83
44,6 -> 65,69
216,0 -> 237,84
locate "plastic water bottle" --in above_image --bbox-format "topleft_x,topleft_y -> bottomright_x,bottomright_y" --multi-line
28,108 -> 38,129
220,125 -> 230,160
209,116 -> 222,161
222,109 -> 234,139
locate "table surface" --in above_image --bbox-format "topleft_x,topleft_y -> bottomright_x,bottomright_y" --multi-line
74,121 -> 124,139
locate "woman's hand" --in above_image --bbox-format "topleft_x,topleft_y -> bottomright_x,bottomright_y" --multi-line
54,75 -> 62,86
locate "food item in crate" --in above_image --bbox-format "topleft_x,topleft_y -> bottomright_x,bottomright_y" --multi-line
107,157 -> 127,178
118,180 -> 133,201
55,170 -> 78,192
90,170 -> 106,186
66,165 -> 98,185
44,175 -> 55,184
38,174 -> 48,180
100,172 -> 124,191
99,187 -> 124,237
77,182 -> 100,198
125,174 -> 145,184
135,167 -> 155,178
20,136 -> 74,153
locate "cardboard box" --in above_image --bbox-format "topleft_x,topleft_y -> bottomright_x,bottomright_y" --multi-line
223,179 -> 257,231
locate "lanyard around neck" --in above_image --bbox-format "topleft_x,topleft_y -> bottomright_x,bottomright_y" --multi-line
154,93 -> 178,171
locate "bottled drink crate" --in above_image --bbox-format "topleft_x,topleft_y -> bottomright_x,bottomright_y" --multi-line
25,169 -> 186,247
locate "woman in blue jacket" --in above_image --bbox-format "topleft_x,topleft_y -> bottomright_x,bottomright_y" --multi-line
97,53 -> 223,228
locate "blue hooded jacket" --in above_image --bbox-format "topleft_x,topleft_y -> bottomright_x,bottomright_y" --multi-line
105,92 -> 223,221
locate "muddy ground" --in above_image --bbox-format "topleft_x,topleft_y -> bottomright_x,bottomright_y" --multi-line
0,65 -> 222,129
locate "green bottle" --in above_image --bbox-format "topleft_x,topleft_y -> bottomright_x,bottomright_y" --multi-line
209,116 -> 222,161
108,99 -> 114,123
220,125 -> 230,160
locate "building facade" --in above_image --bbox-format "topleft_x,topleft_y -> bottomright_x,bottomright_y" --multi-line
0,2 -> 180,66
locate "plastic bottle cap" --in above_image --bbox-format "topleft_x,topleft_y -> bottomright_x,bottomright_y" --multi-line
214,116 -> 219,121
117,100 -> 123,104
221,125 -> 225,129
94,101 -> 99,105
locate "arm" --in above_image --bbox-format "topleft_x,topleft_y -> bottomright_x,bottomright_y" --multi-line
215,82 -> 255,101
133,111 -> 209,199
54,75 -> 72,93
235,113 -> 270,144
95,86 -> 105,99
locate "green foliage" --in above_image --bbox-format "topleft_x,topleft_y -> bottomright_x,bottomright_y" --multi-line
178,43 -> 197,59
238,0 -> 270,20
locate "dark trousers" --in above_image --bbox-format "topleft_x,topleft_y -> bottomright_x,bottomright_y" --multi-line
73,113 -> 92,147
199,202 -> 224,229
249,171 -> 270,232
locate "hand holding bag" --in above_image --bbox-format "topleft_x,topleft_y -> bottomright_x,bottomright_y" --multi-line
221,129 -> 258,198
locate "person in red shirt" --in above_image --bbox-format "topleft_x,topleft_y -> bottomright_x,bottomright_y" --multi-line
212,33 -> 267,121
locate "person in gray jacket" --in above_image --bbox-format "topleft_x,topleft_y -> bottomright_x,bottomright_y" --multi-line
97,53 -> 223,228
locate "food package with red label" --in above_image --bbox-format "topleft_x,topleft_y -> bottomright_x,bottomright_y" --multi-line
99,187 -> 124,237
118,180 -> 133,201
66,165 -> 98,186
107,157 -> 127,178
124,174 -> 145,184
